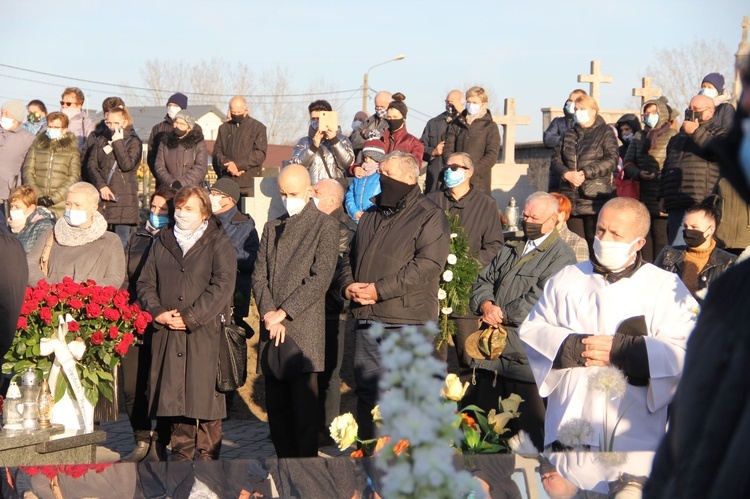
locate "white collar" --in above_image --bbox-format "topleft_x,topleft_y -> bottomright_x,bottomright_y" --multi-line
523,230 -> 553,256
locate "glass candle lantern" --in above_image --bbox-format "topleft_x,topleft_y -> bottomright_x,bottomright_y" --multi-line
20,368 -> 40,431
504,197 -> 520,232
3,382 -> 23,431
37,379 -> 54,429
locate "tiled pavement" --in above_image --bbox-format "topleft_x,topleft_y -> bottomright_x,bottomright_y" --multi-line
98,413 -> 347,461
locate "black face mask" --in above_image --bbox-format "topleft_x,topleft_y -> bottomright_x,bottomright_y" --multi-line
379,175 -> 414,208
446,104 -> 457,118
231,113 -> 245,124
522,220 -> 545,241
386,118 -> 404,131
683,228 -> 708,248
174,128 -> 188,137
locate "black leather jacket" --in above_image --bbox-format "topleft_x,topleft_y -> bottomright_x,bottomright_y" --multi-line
654,244 -> 736,302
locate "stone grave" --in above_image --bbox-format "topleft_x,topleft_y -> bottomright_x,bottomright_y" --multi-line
491,98 -> 536,210
0,425 -> 106,465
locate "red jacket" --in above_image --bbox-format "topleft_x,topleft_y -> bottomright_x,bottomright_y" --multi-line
382,126 -> 424,166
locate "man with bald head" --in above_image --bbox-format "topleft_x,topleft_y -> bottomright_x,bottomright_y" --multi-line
339,150 -> 450,439
520,197 -> 698,452
659,94 -> 727,245
252,164 -> 339,457
213,95 -> 268,197
420,90 -> 465,192
349,91 -> 393,156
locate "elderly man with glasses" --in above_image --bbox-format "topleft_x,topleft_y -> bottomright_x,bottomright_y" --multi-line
60,87 -> 94,151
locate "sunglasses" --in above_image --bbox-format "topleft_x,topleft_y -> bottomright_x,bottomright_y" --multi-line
446,164 -> 469,171
60,101 -> 77,107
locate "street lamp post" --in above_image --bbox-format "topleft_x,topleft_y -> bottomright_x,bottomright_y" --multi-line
362,55 -> 405,112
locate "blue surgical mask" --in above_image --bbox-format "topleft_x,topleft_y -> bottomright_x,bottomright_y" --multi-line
466,102 -> 482,116
644,114 -> 659,128
574,110 -> 590,125
444,168 -> 466,188
64,208 -> 89,227
564,102 -> 576,115
310,119 -> 319,130
149,213 -> 169,229
46,128 -> 62,140
740,118 -> 750,186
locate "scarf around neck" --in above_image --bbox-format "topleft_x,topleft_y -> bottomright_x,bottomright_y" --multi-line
173,220 -> 209,255
54,211 -> 108,247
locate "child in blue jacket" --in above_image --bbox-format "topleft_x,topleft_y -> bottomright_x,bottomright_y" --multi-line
345,139 -> 385,222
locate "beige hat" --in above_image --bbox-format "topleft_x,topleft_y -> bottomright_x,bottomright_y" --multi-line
1,100 -> 26,124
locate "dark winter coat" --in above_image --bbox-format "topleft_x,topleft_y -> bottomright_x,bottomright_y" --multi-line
124,226 -> 159,303
326,207 -> 357,316
0,224 -> 28,371
623,99 -> 678,216
470,230 -> 577,382
381,126 -> 424,166
349,114 -> 389,154
137,218 -> 237,421
420,111 -> 454,193
146,116 -> 174,174
442,110 -> 502,194
213,117 -> 268,196
658,117 -> 726,212
654,244 -> 736,303
543,114 -> 576,192
14,207 -> 55,254
154,127 -> 208,188
339,186 -> 450,324
87,125 -> 143,225
551,115 -> 619,216
426,186 -> 504,268
615,113 -> 642,159
712,93 -> 735,132
252,201 -> 339,373
81,120 -> 108,182
22,132 -> 81,219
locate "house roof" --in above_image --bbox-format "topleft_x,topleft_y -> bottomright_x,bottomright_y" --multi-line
92,105 -> 225,140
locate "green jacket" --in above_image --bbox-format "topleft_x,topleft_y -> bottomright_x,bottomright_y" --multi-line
470,229 -> 577,382
22,133 -> 81,219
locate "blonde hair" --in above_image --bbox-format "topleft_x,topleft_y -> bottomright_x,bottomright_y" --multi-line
466,86 -> 489,104
575,95 -> 599,113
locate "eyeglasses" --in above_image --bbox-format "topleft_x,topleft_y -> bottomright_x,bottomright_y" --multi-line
60,101 -> 76,107
446,164 -> 470,171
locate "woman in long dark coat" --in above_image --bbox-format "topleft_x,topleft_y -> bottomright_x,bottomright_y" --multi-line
137,186 -> 237,461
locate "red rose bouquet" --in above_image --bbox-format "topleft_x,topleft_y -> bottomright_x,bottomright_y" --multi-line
3,278 -> 152,406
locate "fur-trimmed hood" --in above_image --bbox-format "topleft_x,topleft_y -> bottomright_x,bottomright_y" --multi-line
33,132 -> 78,152
164,125 -> 204,149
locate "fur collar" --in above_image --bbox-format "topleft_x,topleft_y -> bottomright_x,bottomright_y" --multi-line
164,127 -> 204,149
34,132 -> 78,152
54,211 -> 108,247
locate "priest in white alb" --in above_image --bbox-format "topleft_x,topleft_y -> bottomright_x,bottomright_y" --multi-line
519,197 -> 698,451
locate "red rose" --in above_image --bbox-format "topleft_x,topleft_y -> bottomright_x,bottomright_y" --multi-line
57,290 -> 70,301
45,294 -> 59,307
90,331 -> 105,345
31,287 -> 46,301
108,325 -> 119,340
68,297 -> 85,310
24,287 -> 32,301
86,303 -> 102,319
36,280 -> 50,293
121,332 -> 135,346
134,314 -> 149,334
92,291 -> 111,306
67,320 -> 80,332
102,308 -> 121,321
60,464 -> 88,478
40,466 -> 58,479
20,300 -> 39,316
39,307 -> 53,325
114,340 -> 130,356
121,308 -> 133,322
130,303 -> 141,314
17,316 -> 27,330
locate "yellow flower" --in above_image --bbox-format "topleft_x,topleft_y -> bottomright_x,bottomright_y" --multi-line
371,405 -> 382,426
487,409 -> 515,435
440,373 -> 468,401
329,413 -> 358,451
499,393 -> 524,416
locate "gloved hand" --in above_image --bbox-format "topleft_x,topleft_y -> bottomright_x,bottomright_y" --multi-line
37,196 -> 54,208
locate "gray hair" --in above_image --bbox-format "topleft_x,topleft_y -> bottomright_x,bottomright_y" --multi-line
67,182 -> 100,206
314,178 -> 345,206
525,191 -> 559,217
381,150 -> 420,179
600,197 -> 651,238
447,152 -> 474,170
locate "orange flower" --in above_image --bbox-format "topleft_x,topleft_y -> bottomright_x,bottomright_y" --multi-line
350,449 -> 364,458
374,436 -> 392,453
461,413 -> 476,427
393,439 -> 410,456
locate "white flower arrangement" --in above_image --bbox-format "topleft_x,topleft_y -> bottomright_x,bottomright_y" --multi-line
442,270 -> 453,282
557,418 -> 594,449
588,366 -> 627,399
450,233 -> 458,239
447,254 -> 457,265
329,412 -> 359,451
437,289 -> 447,300
441,306 -> 453,316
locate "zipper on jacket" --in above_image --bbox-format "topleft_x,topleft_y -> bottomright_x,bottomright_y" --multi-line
46,151 -> 55,196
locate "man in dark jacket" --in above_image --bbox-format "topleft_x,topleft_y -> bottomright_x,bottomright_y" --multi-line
147,93 -> 188,176
427,152 -> 504,369
543,89 -> 587,192
209,178 -> 259,331
470,192 -> 577,450
252,164 -> 338,458
312,178 -> 357,443
340,150 -> 451,439
214,96 -> 268,198
0,220 -> 28,373
349,91 -> 392,156
420,90 -> 464,193
659,94 -> 727,245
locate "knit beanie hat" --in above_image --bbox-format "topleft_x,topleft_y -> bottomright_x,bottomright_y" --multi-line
701,73 -> 725,94
211,178 -> 241,204
174,110 -> 195,129
168,92 -> 188,109
362,139 -> 386,162
2,100 -> 27,123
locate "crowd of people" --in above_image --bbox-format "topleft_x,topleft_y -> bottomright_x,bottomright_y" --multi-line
0,56 -> 748,486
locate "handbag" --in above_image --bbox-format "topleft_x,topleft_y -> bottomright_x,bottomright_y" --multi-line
39,231 -> 55,276
578,177 -> 614,200
615,168 -> 640,199
216,312 -> 249,392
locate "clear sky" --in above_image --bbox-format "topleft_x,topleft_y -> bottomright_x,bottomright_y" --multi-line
3,0 -> 747,143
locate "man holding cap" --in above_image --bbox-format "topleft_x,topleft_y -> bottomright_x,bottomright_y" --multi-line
210,178 -> 259,332
147,93 -> 189,176
154,110 -> 208,189
0,100 -> 35,210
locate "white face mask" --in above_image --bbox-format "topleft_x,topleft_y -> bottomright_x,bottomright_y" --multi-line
61,107 -> 78,119
564,101 -> 576,115
46,128 -> 62,140
8,209 -> 26,233
644,114 -> 660,128
209,195 -> 224,214
622,133 -> 634,142
282,197 -> 307,217
9,209 -> 25,221
167,105 -> 180,120
574,110 -> 590,125
64,208 -> 89,227
0,117 -> 15,130
593,236 -> 640,271
174,210 -> 202,230
466,102 -> 482,116
700,87 -> 719,99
